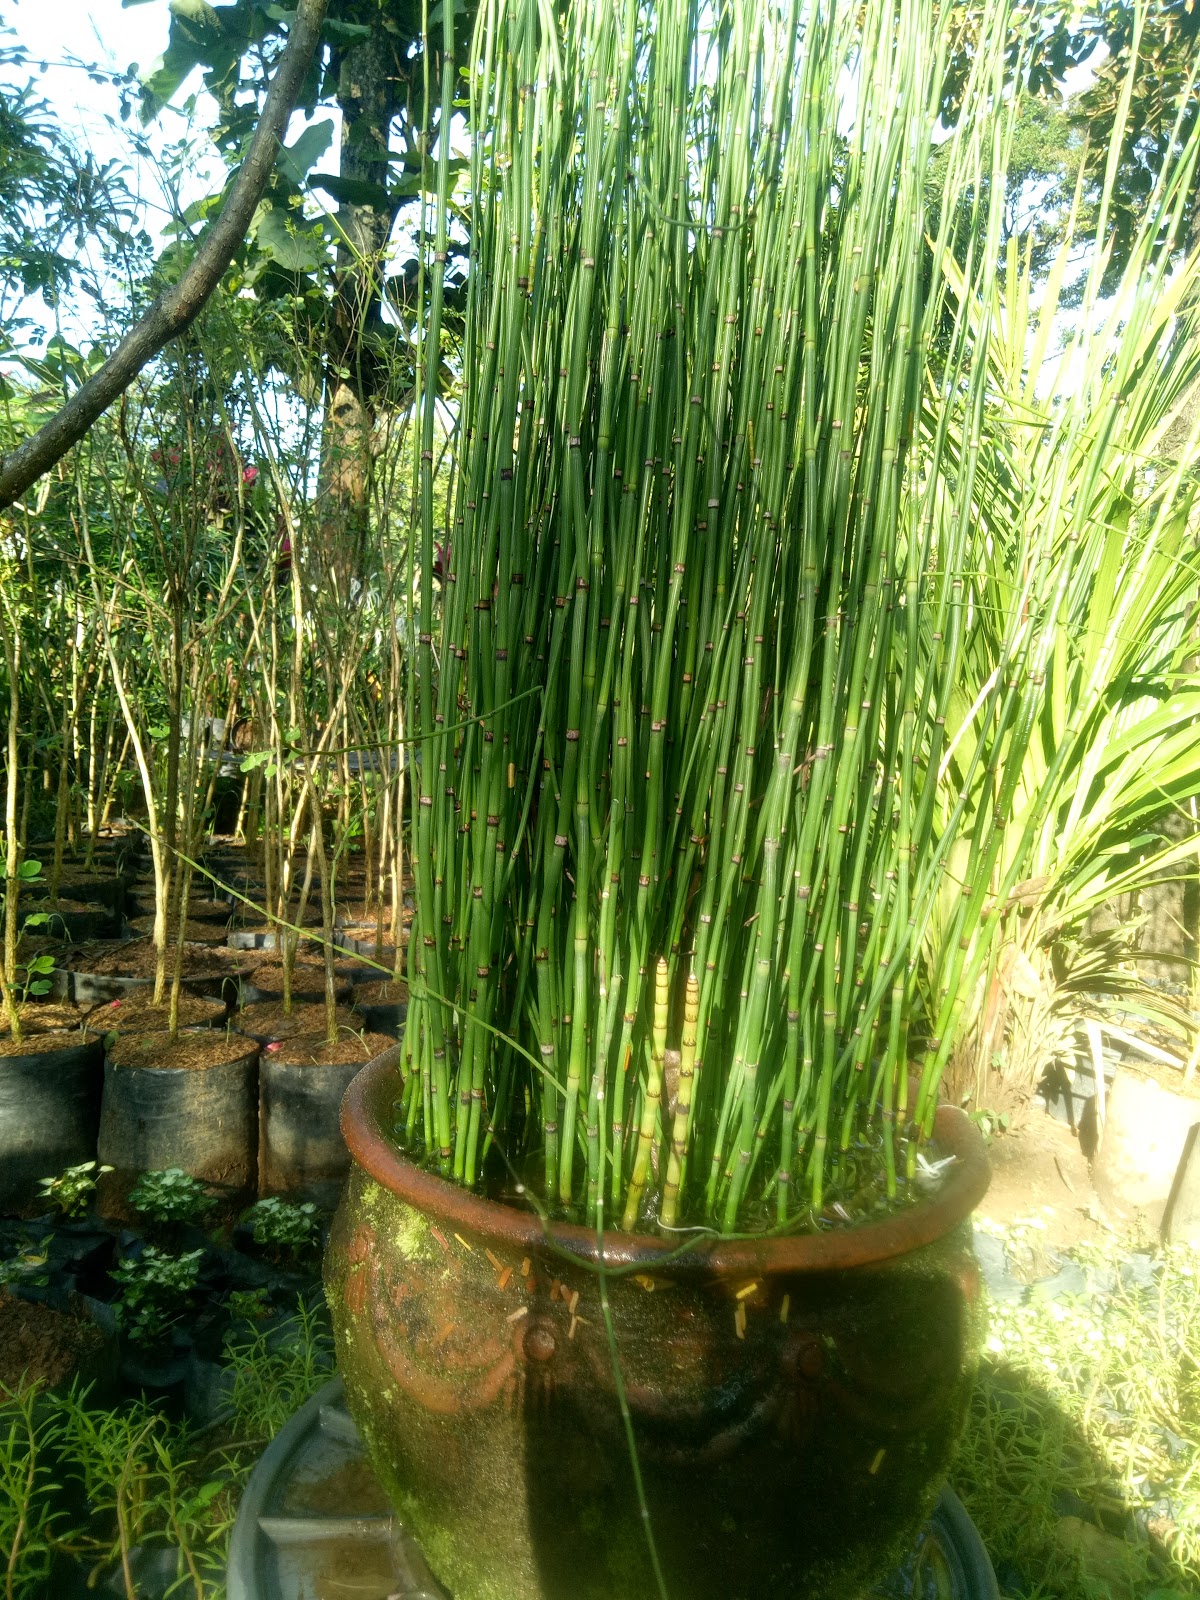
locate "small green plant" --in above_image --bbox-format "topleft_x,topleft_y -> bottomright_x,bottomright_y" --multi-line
956,1236 -> 1200,1595
243,1197 -> 320,1256
111,1246 -> 204,1348
128,1167 -> 217,1226
45,1383 -> 234,1596
968,1107 -> 1011,1143
0,857 -> 43,887
37,1160 -> 111,1219
224,1297 -> 334,1439
227,1286 -> 273,1322
0,1238 -> 50,1291
16,950 -> 55,1001
0,1380 -> 61,1598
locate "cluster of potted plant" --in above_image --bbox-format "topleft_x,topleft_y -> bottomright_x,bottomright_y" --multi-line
0,835 -> 404,1220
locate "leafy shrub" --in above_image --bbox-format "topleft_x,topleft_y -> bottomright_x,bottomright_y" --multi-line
128,1167 -> 217,1226
37,1160 -> 111,1219
224,1298 -> 334,1440
111,1246 -> 204,1348
243,1197 -> 320,1256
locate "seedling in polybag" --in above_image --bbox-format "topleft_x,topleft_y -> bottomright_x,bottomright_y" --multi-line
38,1160 -> 112,1219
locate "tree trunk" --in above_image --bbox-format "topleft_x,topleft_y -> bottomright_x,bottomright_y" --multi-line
2,630 -> 21,1038
316,32 -> 400,587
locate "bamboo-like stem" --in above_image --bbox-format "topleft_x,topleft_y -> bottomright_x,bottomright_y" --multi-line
397,0 -> 1200,1235
661,972 -> 698,1230
621,958 -> 669,1231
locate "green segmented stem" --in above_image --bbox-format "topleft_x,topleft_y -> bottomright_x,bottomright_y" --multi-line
397,0 -> 1200,1234
661,972 -> 698,1231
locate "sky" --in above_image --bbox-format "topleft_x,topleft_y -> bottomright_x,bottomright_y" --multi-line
1,0 -> 342,349
4,0 -> 225,238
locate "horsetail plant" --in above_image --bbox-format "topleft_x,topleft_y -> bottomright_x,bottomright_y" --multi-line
399,0 -> 1200,1235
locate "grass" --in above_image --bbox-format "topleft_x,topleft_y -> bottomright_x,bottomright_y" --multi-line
0,1297 -> 334,1599
955,1223 -> 1200,1600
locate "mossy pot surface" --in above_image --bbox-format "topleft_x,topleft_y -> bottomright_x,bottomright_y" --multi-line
326,1058 -> 990,1600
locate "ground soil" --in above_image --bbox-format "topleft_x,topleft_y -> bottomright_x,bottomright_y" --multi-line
126,892 -> 231,920
1117,1058 -> 1200,1103
64,939 -> 251,981
7,1002 -> 91,1035
28,897 -> 108,915
0,1028 -> 100,1058
353,980 -> 409,1005
28,873 -> 121,899
271,1030 -> 394,1068
181,898 -> 236,923
235,1000 -> 358,1042
349,934 -> 403,960
0,1290 -> 106,1397
228,905 -> 325,931
107,1030 -> 257,1071
128,917 -> 231,945
340,903 -> 414,932
91,995 -> 227,1034
336,957 -> 395,984
977,1112 -> 1106,1251
245,959 -> 352,1002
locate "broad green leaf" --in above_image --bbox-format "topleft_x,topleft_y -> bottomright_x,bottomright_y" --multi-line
250,203 -> 326,273
140,47 -> 203,114
278,119 -> 334,187
323,17 -> 373,42
310,174 -> 393,211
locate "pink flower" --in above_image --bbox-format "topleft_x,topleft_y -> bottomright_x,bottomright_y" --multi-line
242,466 -> 258,485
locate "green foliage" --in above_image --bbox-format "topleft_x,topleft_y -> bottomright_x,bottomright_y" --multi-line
0,858 -> 44,882
18,952 -> 54,1000
224,1297 -> 334,1439
243,1196 -> 320,1255
250,200 -> 329,275
0,1235 -> 50,1291
227,1286 -> 273,1322
942,2 -> 1200,294
1067,0 -> 1200,278
0,1374 -> 249,1597
128,1168 -> 218,1226
37,1160 -> 111,1220
0,81 -> 147,351
955,1233 -> 1200,1595
0,1383 -> 61,1599
401,0 -> 1200,1233
111,1245 -> 204,1348
0,1305 -> 332,1590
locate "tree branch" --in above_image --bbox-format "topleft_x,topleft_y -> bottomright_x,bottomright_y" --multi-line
0,0 -> 329,511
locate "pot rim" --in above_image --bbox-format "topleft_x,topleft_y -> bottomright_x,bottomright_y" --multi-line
341,1057 -> 990,1275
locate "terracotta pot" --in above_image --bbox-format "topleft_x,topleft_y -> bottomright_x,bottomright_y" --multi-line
325,1058 -> 990,1600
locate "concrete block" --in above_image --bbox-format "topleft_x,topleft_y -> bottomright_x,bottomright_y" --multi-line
1092,1070 -> 1199,1230
1164,1121 -> 1200,1247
